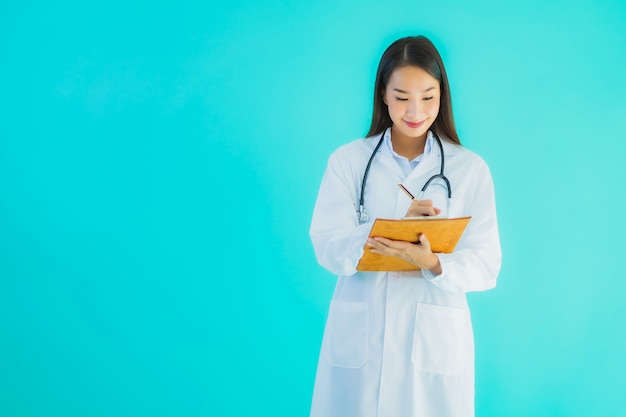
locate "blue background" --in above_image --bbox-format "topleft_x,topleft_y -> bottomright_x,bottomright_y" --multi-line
2,1 -> 626,416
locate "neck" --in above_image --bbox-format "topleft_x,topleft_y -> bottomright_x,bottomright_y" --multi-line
390,126 -> 428,160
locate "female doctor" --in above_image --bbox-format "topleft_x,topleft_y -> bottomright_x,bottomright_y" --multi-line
309,36 -> 501,417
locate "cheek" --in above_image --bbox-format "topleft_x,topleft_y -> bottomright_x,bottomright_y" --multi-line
387,100 -> 406,117
428,99 -> 441,117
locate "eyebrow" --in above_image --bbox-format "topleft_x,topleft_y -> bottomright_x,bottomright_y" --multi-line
393,87 -> 436,94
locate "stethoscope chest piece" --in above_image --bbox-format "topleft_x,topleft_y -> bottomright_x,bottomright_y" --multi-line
357,205 -> 369,224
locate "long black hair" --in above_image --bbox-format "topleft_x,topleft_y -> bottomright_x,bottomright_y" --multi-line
366,36 -> 461,145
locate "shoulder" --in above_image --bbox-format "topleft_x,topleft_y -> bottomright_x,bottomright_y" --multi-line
442,140 -> 495,187
332,135 -> 381,157
443,140 -> 489,167
327,135 -> 382,167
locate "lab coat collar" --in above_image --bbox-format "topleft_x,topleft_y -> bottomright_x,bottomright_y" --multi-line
438,134 -> 463,156
383,130 -> 435,163
372,129 -> 463,181
376,129 -> 404,180
403,130 -> 462,183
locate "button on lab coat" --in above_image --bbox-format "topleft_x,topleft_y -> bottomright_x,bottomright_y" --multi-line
309,131 -> 502,417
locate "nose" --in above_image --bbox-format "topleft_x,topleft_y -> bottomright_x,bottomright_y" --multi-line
406,100 -> 422,119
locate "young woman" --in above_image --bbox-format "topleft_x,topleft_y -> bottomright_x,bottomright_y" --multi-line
309,36 -> 502,417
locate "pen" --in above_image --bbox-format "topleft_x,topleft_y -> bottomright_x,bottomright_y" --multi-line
398,184 -> 416,200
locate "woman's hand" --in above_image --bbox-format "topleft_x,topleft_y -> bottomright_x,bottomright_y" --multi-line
366,233 -> 442,274
404,200 -> 441,217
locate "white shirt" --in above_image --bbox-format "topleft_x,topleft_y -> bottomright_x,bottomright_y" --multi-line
384,129 -> 434,178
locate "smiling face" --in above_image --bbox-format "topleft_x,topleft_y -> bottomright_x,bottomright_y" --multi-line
383,65 -> 441,143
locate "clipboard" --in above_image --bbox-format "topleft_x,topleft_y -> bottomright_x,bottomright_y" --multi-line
356,216 -> 471,271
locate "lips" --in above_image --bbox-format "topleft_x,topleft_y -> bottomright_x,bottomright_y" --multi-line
403,119 -> 426,129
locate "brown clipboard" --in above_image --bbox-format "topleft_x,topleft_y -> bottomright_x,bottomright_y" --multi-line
356,216 -> 471,271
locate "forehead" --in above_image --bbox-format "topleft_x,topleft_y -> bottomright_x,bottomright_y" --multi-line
387,66 -> 439,90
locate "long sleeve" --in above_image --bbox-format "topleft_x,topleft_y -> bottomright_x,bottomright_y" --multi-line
310,150 -> 373,277
422,159 -> 502,293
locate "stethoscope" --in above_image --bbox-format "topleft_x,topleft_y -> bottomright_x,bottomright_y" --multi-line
357,127 -> 451,224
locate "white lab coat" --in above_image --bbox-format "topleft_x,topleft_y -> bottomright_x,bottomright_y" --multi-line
309,130 -> 501,417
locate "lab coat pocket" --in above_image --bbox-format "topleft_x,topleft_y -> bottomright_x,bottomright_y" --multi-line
412,303 -> 471,375
324,300 -> 369,368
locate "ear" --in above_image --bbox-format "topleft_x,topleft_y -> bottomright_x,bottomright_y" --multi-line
382,89 -> 388,105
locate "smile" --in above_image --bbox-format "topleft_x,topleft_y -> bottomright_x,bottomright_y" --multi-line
403,119 -> 426,129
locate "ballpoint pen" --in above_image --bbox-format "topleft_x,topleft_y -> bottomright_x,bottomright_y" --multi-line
398,184 -> 416,200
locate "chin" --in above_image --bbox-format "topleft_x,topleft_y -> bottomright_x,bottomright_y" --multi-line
403,127 -> 429,139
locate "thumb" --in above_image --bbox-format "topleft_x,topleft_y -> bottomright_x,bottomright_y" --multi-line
418,233 -> 431,250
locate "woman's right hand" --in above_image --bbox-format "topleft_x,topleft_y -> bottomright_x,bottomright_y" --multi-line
404,200 -> 441,217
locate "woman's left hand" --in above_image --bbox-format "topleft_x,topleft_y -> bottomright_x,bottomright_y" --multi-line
366,233 -> 442,274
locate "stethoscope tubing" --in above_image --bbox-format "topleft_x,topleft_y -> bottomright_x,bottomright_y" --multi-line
357,127 -> 451,224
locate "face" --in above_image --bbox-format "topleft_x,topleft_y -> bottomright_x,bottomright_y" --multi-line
383,65 -> 441,141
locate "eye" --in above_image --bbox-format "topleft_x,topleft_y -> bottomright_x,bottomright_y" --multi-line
395,97 -> 408,101
423,96 -> 434,101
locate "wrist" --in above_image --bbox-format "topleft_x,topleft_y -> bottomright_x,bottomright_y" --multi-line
425,253 -> 442,275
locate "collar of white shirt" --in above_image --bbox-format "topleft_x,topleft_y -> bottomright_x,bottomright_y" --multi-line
384,130 -> 435,177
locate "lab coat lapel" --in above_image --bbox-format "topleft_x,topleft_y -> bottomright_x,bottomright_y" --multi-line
404,149 -> 439,184
404,137 -> 461,184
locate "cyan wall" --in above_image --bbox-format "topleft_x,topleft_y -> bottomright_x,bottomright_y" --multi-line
1,1 -> 625,416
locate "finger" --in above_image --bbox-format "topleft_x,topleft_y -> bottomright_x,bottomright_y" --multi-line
408,208 -> 437,217
412,199 -> 433,206
373,237 -> 410,250
418,233 -> 431,251
376,238 -> 413,255
409,201 -> 433,210
372,236 -> 393,245
367,239 -> 395,256
406,200 -> 440,217
366,238 -> 379,248
367,238 -> 390,251
369,238 -> 409,259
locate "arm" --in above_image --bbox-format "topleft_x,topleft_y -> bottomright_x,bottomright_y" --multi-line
310,151 -> 373,277
367,160 -> 501,293
422,160 -> 501,293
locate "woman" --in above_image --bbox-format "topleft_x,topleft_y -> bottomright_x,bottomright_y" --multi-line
309,36 -> 502,417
